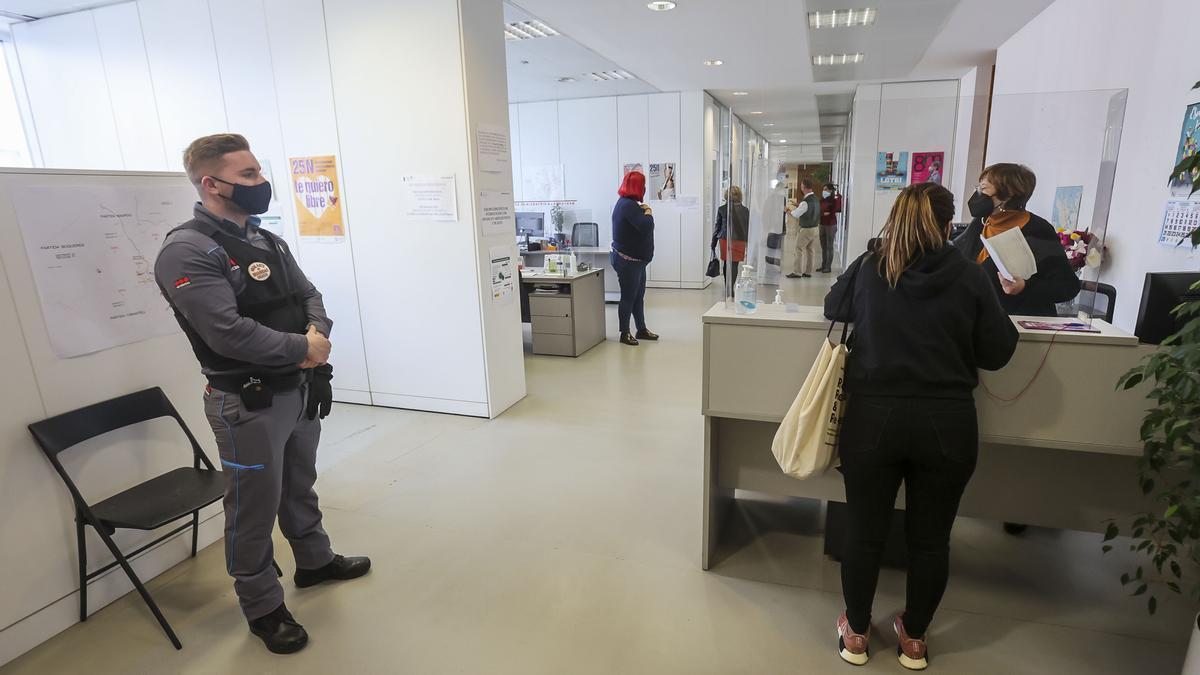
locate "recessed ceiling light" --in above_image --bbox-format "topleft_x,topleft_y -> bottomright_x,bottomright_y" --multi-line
647,1 -> 676,10
808,8 -> 876,29
704,59 -> 724,66
748,111 -> 763,115
558,77 -> 576,83
763,123 -> 775,126
504,20 -> 559,40
779,139 -> 788,143
732,91 -> 749,96
588,70 -> 635,81
812,52 -> 865,66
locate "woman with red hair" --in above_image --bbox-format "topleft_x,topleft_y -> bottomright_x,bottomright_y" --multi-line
611,171 -> 658,346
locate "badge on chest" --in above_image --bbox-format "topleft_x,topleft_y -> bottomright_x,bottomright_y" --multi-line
247,261 -> 271,282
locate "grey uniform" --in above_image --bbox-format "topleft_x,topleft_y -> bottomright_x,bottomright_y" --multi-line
155,204 -> 335,621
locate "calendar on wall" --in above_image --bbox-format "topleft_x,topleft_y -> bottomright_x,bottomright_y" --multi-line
1158,199 -> 1200,248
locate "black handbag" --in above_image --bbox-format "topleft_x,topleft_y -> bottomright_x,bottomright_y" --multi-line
705,256 -> 721,278
767,232 -> 783,249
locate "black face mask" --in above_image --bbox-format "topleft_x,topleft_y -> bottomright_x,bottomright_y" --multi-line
967,190 -> 996,219
211,177 -> 273,215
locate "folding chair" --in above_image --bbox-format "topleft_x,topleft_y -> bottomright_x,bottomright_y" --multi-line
28,387 -> 225,650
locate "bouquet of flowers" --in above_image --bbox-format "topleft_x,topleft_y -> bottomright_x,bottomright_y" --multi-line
1057,228 -> 1103,271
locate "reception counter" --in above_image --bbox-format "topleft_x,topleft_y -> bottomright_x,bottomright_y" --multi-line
700,302 -> 1157,569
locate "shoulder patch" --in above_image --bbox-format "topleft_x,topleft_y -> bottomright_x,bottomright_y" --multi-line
229,257 -> 240,272
174,277 -> 192,289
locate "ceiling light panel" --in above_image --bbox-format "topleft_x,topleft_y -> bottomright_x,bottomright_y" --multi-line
647,1 -> 676,10
588,71 -> 635,81
704,59 -> 724,66
504,20 -> 559,40
811,52 -> 865,66
808,8 -> 876,29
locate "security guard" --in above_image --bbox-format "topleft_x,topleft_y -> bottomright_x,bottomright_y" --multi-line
154,134 -> 369,654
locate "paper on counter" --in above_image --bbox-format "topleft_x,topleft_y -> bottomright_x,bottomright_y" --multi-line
982,227 -> 1037,281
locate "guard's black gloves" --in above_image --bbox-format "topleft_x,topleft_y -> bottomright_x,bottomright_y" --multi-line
306,364 -> 333,420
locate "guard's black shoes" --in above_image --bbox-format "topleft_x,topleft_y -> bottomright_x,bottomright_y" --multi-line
248,603 -> 308,654
620,332 -> 640,346
635,329 -> 660,341
294,554 -> 372,588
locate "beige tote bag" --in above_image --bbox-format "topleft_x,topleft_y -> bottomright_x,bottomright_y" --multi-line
771,257 -> 860,479
770,338 -> 848,478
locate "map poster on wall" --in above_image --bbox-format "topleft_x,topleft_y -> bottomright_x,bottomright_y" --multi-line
649,163 -> 677,201
1159,200 -> 1200,248
489,244 -> 515,305
12,183 -> 196,358
290,155 -> 345,241
523,164 -> 565,201
1052,186 -> 1084,232
910,151 -> 944,185
875,151 -> 909,191
1169,102 -> 1200,199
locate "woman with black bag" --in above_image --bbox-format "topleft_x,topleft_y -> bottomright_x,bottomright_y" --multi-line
823,183 -> 1018,670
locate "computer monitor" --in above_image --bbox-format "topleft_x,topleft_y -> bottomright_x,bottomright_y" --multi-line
515,212 -> 545,237
1134,272 -> 1200,344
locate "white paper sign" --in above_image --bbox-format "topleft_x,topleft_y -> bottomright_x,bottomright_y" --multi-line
489,244 -> 515,305
476,124 -> 511,173
400,175 -> 458,221
480,190 -> 514,236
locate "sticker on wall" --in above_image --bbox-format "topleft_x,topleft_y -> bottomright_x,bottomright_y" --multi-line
290,155 -> 345,242
875,151 -> 909,191
1052,186 -> 1084,232
649,163 -> 677,201
1169,102 -> 1200,199
910,151 -> 944,185
489,244 -> 515,305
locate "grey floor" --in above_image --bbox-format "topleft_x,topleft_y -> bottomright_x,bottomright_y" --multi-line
2,274 -> 1191,674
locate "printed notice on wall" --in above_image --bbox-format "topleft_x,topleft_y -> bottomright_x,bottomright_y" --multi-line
399,175 -> 458,221
290,155 -> 345,242
480,190 -> 514,236
476,124 -> 511,173
489,245 -> 515,305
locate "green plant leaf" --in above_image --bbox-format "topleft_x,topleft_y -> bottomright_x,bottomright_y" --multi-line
1149,596 -> 1157,614
1134,583 -> 1148,596
1104,522 -> 1119,541
1123,372 -> 1145,390
1173,560 -> 1183,578
1166,504 -> 1181,519
1168,582 -> 1182,594
1102,544 -> 1113,554
1121,572 -> 1131,585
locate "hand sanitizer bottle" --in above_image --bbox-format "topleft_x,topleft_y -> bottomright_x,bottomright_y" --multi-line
774,289 -> 784,305
734,265 -> 757,314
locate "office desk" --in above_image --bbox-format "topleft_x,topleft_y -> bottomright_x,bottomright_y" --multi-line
520,268 -> 606,357
521,247 -> 618,302
700,302 -> 1157,569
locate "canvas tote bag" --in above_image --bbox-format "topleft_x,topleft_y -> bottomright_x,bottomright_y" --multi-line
770,260 -> 860,479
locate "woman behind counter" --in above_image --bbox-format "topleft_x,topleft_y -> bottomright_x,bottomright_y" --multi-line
952,163 -> 1080,316
711,185 -> 750,295
611,170 -> 659,347
825,183 -> 1018,670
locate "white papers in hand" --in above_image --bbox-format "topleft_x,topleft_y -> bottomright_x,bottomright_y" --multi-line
982,227 -> 1037,281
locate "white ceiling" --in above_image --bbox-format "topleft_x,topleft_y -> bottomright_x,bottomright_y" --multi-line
508,0 -> 1054,163
0,0 -> 123,22
504,2 -> 657,103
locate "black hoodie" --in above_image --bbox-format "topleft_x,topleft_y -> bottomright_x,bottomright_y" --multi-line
824,245 -> 1019,399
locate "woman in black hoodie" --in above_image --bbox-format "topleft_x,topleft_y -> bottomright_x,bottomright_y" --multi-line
824,183 -> 1018,670
952,163 -> 1080,317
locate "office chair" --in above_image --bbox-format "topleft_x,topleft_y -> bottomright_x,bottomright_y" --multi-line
28,387 -> 226,650
1080,280 -> 1117,324
572,222 -> 600,248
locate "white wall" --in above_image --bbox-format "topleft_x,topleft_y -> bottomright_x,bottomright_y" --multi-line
846,80 -> 961,261
508,91 -> 710,288
991,0 -> 1200,330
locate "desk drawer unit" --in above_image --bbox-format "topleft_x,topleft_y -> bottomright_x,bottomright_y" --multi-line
532,332 -> 575,357
529,295 -> 571,318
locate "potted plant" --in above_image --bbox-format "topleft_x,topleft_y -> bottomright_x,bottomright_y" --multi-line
551,203 -> 565,244
1106,81 -> 1200,672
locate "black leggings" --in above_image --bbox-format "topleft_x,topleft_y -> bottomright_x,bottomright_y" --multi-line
837,395 -> 978,638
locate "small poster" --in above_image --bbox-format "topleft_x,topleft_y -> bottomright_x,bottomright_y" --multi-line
623,163 -> 644,177
476,123 -> 510,173
1052,186 -> 1084,231
399,175 -> 458,221
1169,102 -> 1200,198
876,151 -> 909,191
479,190 -> 514,236
523,164 -> 564,201
489,245 -> 515,305
290,155 -> 345,240
649,162 -> 677,200
910,151 -> 944,185
1159,200 -> 1200,247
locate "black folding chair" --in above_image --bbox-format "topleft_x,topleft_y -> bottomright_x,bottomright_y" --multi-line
28,387 -> 225,650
